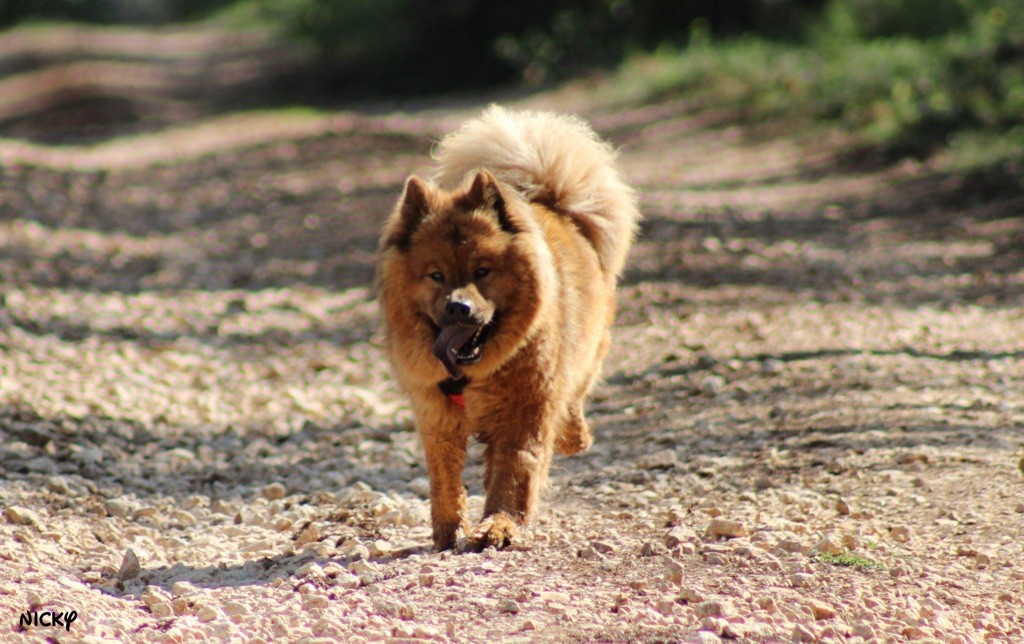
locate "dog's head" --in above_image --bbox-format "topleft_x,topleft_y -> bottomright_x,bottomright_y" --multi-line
377,171 -> 552,381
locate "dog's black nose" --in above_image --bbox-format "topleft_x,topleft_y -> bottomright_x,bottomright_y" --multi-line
445,299 -> 473,320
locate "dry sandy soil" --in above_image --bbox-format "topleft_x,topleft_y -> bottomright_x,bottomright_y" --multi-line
1,26 -> 1023,643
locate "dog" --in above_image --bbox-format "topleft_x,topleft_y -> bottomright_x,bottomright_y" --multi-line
376,105 -> 640,550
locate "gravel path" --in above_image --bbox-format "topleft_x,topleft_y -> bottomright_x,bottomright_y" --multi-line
2,26 -> 1024,643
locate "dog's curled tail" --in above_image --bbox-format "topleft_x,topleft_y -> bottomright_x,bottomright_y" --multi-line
432,105 -> 640,281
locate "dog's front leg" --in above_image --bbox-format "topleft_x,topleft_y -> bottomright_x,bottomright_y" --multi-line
468,404 -> 554,550
420,424 -> 470,551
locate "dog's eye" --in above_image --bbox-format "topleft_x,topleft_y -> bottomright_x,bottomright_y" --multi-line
474,267 -> 491,279
427,271 -> 445,283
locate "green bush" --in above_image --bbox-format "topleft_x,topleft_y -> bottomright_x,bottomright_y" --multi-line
821,0 -> 975,39
615,0 -> 1024,165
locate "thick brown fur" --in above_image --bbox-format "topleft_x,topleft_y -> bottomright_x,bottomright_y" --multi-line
376,105 -> 640,551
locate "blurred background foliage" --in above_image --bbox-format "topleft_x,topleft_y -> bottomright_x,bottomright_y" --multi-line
1,0 -> 1021,163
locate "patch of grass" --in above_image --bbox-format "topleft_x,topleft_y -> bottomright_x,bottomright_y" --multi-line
819,551 -> 885,570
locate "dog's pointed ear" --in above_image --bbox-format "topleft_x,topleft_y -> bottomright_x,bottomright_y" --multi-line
382,176 -> 431,250
463,170 -> 498,208
461,170 -> 522,234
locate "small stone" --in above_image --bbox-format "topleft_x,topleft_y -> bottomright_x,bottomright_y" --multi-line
303,594 -> 330,610
521,620 -> 538,631
754,596 -> 776,612
851,620 -> 876,638
665,525 -> 697,548
680,587 -> 704,603
332,572 -> 361,589
578,546 -> 604,561
347,544 -> 371,561
902,625 -> 927,639
46,477 -> 72,495
414,625 -> 443,639
656,598 -> 678,616
721,620 -> 746,639
639,449 -> 679,470
760,358 -> 783,375
500,600 -> 520,614
262,483 -> 287,500
695,352 -> 718,368
150,602 -> 174,618
706,518 -> 747,539
793,622 -> 819,642
700,375 -> 726,396
4,506 -> 40,527
693,600 -> 728,618
703,550 -> 729,565
368,539 -> 391,557
141,586 -> 171,608
590,540 -> 615,554
810,537 -> 842,556
171,597 -> 189,615
836,498 -> 851,515
890,526 -> 913,543
197,605 -> 221,623
789,572 -> 814,587
675,542 -> 698,556
808,599 -> 836,620
956,544 -> 978,557
640,542 -> 662,557
666,505 -> 687,526
295,525 -> 320,547
168,509 -> 197,528
239,538 -> 274,554
117,549 -> 141,581
776,538 -> 810,555
394,625 -> 416,639
171,581 -> 197,597
104,498 -> 133,518
210,500 -> 237,515
663,557 -> 684,583
314,562 -> 339,580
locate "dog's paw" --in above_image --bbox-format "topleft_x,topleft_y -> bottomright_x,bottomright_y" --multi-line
433,520 -> 470,552
464,512 -> 518,551
555,414 -> 593,456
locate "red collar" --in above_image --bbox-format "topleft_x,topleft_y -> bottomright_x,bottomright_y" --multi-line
447,393 -> 466,407
438,377 -> 469,407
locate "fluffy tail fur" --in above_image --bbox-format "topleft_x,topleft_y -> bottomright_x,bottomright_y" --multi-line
432,105 -> 640,281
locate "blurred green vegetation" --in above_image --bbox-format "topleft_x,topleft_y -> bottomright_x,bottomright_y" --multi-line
0,1 -> 821,92
2,0 -> 1021,165
616,0 -> 1024,165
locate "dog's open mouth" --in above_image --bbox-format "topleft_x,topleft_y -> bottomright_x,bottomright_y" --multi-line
432,320 -> 495,380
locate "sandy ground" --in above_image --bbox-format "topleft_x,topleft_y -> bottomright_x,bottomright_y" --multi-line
1,25 -> 1023,643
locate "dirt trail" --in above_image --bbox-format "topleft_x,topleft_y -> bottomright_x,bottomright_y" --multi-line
1,26 -> 1023,643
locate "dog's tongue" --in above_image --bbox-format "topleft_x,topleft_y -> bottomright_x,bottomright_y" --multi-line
432,325 -> 477,379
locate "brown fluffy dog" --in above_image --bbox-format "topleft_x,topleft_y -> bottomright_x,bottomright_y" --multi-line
376,106 -> 640,551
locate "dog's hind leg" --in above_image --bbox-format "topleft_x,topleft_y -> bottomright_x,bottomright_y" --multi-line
554,401 -> 593,456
